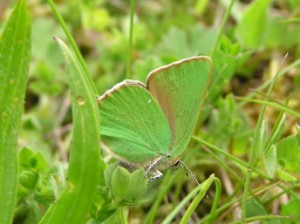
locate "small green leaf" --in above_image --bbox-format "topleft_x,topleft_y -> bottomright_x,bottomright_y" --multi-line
110,167 -> 147,203
19,170 -> 38,189
246,198 -> 267,218
104,162 -> 118,190
122,169 -> 147,202
19,146 -> 48,171
263,145 -> 277,178
277,135 -> 300,173
111,167 -> 131,199
281,199 -> 300,223
236,0 -> 272,48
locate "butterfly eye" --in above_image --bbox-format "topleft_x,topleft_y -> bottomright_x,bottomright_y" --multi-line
171,159 -> 181,168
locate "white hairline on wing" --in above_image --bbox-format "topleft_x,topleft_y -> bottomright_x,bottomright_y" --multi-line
146,56 -> 212,86
101,141 -> 162,169
97,79 -> 146,103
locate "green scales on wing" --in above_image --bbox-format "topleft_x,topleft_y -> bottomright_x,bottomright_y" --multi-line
98,56 -> 212,173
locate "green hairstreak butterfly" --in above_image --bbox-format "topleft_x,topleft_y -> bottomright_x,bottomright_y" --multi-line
98,56 -> 212,179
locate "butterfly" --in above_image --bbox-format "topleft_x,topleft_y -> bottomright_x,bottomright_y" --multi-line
98,56 -> 212,180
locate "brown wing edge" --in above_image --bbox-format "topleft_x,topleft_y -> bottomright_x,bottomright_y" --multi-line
146,56 -> 212,87
146,56 -> 213,158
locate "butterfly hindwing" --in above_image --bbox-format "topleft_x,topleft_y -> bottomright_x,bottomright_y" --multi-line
98,80 -> 172,166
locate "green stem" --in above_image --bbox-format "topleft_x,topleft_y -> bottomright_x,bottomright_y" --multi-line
179,174 -> 216,224
236,97 -> 300,119
230,215 -> 290,224
208,177 -> 221,223
144,171 -> 174,224
127,0 -> 136,79
210,0 -> 236,56
238,57 -> 300,108
120,207 -> 128,224
192,136 -> 269,179
47,0 -> 97,95
199,181 -> 283,224
241,55 -> 286,221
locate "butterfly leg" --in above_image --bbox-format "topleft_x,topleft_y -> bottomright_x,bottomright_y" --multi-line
146,156 -> 162,172
148,170 -> 163,182
146,156 -> 164,181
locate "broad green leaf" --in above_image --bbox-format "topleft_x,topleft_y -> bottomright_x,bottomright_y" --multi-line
281,199 -> 300,223
39,38 -> 102,224
159,26 -> 218,59
236,0 -> 272,48
245,198 -> 280,224
210,36 -> 250,101
0,0 -> 31,223
206,94 -> 249,148
277,134 -> 300,173
265,17 -> 300,49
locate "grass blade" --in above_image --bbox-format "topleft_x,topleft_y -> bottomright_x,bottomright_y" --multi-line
0,0 -> 31,223
161,174 -> 217,224
47,0 -> 97,95
39,38 -> 102,224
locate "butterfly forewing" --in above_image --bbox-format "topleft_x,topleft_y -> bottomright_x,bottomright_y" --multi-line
98,80 -> 172,166
147,56 -> 212,159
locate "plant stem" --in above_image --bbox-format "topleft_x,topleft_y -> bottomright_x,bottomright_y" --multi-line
120,207 -> 128,224
192,136 -> 269,179
241,55 -> 287,221
48,0 -> 97,95
127,0 -> 136,79
210,0 -> 236,57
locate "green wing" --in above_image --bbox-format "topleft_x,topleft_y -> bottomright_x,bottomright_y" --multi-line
147,56 -> 212,159
98,80 -> 171,165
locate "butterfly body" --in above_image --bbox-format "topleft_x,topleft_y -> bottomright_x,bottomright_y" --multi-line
98,56 -> 212,178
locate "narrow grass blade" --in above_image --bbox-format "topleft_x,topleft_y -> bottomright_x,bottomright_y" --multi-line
161,174 -> 217,224
210,0 -> 236,56
0,0 -> 31,223
47,0 -> 97,95
39,38 -> 102,224
236,97 -> 300,119
241,56 -> 288,220
127,0 -> 136,78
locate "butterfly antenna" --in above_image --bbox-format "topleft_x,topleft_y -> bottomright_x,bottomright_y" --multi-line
179,160 -> 200,186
